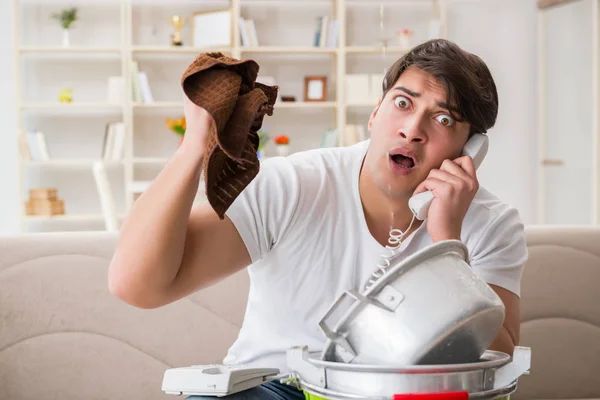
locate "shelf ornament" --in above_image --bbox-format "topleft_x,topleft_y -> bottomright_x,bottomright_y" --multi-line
274,135 -> 290,157
170,15 -> 186,46
50,7 -> 78,48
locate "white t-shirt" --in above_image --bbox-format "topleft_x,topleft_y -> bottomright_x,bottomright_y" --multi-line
223,139 -> 528,373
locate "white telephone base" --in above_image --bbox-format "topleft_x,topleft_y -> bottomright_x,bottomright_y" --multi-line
161,364 -> 281,397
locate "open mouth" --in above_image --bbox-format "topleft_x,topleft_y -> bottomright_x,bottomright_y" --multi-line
390,154 -> 416,169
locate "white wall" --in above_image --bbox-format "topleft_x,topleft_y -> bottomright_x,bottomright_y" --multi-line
0,0 -> 544,234
0,0 -> 20,235
541,0 -> 595,224
446,0 -> 539,225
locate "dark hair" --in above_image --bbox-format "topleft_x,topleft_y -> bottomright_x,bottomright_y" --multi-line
382,39 -> 498,135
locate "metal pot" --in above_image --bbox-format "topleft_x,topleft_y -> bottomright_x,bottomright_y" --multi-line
287,345 -> 531,399
319,240 -> 505,366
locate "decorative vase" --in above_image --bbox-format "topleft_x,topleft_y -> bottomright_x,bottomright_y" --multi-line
276,144 -> 289,157
62,29 -> 70,48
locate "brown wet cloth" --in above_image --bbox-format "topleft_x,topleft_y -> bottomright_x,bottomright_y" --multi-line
181,52 -> 279,219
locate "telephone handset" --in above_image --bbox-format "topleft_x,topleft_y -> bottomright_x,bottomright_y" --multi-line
408,133 -> 489,221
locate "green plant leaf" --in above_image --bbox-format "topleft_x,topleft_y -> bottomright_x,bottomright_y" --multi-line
51,7 -> 78,29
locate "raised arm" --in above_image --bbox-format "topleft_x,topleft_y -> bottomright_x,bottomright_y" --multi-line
108,97 -> 251,309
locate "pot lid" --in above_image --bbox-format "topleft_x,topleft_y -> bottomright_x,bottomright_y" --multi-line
363,239 -> 469,296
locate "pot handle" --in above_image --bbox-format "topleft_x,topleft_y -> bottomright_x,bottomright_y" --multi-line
318,289 -> 362,340
318,290 -> 365,363
286,346 -> 326,388
492,346 -> 532,389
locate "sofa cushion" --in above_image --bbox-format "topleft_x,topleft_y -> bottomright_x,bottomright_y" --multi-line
0,231 -> 249,400
514,226 -> 600,400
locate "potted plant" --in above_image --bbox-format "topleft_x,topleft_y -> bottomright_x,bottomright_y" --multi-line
51,7 -> 78,48
274,135 -> 290,156
166,117 -> 186,146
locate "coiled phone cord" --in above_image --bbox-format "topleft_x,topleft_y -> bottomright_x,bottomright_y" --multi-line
363,214 -> 416,292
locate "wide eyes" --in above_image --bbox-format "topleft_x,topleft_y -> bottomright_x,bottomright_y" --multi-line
435,114 -> 455,127
394,95 -> 455,128
394,95 -> 411,109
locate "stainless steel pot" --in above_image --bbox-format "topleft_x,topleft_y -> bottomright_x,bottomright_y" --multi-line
319,240 -> 506,366
287,345 -> 532,399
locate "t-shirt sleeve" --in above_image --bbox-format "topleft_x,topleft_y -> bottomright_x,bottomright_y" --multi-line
224,157 -> 301,264
468,207 -> 529,297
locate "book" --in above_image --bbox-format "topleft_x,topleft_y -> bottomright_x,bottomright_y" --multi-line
23,130 -> 50,161
102,122 -> 126,161
92,161 -> 119,232
137,71 -> 154,104
314,16 -> 339,48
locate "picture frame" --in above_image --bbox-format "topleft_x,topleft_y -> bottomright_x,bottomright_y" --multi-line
191,8 -> 233,48
304,76 -> 327,102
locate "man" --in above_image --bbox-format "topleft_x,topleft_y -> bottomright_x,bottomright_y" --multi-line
108,39 -> 527,400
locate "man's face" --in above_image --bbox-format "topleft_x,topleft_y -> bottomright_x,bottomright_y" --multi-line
364,66 -> 471,201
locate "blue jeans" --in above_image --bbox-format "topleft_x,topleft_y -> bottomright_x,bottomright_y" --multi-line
186,380 -> 306,400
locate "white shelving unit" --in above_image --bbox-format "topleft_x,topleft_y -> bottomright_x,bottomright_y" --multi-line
13,0 -> 447,232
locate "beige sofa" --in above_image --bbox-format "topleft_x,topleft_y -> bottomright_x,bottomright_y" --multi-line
0,226 -> 599,400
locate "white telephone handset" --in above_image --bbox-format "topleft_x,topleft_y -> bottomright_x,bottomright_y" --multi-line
408,133 -> 489,221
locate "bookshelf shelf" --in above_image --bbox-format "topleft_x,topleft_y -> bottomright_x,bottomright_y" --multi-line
277,101 -> 337,108
346,102 -> 378,108
241,46 -> 336,54
132,46 -> 232,54
133,101 -> 338,110
130,0 -> 228,4
345,0 -> 435,6
345,46 -> 409,54
20,103 -> 123,114
133,102 -> 184,109
20,102 -> 122,108
20,0 -> 122,3
23,159 -> 124,167
240,0 -> 332,6
14,0 -> 447,232
19,46 -> 122,54
24,213 -> 125,222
